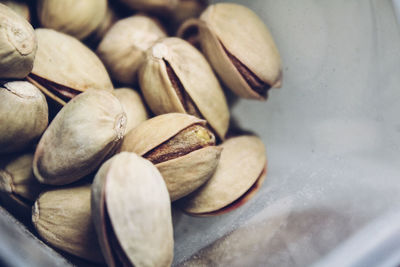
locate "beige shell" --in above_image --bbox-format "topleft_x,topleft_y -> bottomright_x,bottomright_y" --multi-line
27,28 -> 114,106
32,184 -> 105,263
91,152 -> 173,267
37,0 -> 107,40
170,0 -> 207,25
120,0 -> 178,13
93,5 -> 118,41
97,15 -> 167,85
120,113 -> 221,201
0,152 -> 45,221
139,37 -> 229,139
178,3 -> 282,100
0,3 -> 36,79
0,81 -> 48,154
114,88 -> 149,133
0,0 -> 30,21
33,90 -> 126,185
180,135 -> 267,216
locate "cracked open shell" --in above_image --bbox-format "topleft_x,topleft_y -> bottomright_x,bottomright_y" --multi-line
178,3 -> 282,100
33,90 -> 126,185
0,3 -> 36,79
91,152 -> 173,267
139,37 -> 229,139
27,28 -> 113,106
180,135 -> 267,216
120,113 -> 221,201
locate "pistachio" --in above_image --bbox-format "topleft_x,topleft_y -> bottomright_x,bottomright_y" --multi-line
0,152 -> 45,221
0,0 -> 30,21
114,88 -> 149,134
33,89 -> 126,185
180,135 -> 267,216
178,3 -> 282,100
0,81 -> 48,154
0,3 -> 36,79
37,0 -> 107,40
139,37 -> 229,139
93,5 -> 118,41
97,15 -> 166,85
26,28 -> 114,106
170,0 -> 208,26
91,152 -> 173,267
120,113 -> 221,201
32,184 -> 105,263
120,0 -> 178,13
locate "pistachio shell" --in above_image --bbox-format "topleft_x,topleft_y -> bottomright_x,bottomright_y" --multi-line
0,81 -> 48,154
114,88 -> 149,133
33,90 -> 126,185
37,0 -> 107,40
32,184 -> 105,263
91,152 -> 173,267
93,5 -> 118,41
170,0 -> 207,25
0,0 -> 30,21
139,37 -> 229,139
120,0 -> 178,13
0,3 -> 36,79
97,15 -> 166,85
178,3 -> 282,100
27,28 -> 113,106
120,113 -> 221,201
180,135 -> 267,216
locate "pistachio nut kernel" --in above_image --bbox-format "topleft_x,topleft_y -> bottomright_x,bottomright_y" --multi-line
178,3 -> 282,100
91,152 -> 173,267
0,0 -> 30,21
37,0 -> 107,40
27,28 -> 113,106
0,3 -> 36,79
97,15 -> 166,85
120,113 -> 221,201
180,135 -> 267,216
33,89 -> 126,185
32,184 -> 105,263
114,88 -> 149,134
140,37 -> 229,139
0,81 -> 48,154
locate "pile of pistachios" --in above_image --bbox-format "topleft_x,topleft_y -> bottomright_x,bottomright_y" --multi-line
0,0 -> 281,266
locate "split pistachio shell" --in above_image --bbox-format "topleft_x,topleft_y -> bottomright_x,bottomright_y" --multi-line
120,0 -> 178,13
0,0 -> 30,21
37,0 -> 107,40
114,88 -> 149,133
97,15 -> 167,85
0,3 -> 36,79
33,90 -> 126,185
0,153 -> 45,221
139,37 -> 229,139
32,184 -> 105,263
27,28 -> 114,106
0,81 -> 48,154
91,152 -> 173,267
178,3 -> 282,100
120,113 -> 221,201
180,135 -> 267,216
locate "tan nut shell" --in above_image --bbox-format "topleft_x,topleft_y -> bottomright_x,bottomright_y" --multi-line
120,0 -> 178,12
120,113 -> 221,201
32,184 -> 105,263
91,152 -> 173,267
181,135 -> 267,215
37,0 -> 107,40
28,28 -> 113,105
139,37 -> 229,139
0,3 -> 36,79
170,0 -> 207,25
114,88 -> 149,134
0,1 -> 30,21
93,5 -> 118,41
0,81 -> 48,154
33,90 -> 126,185
97,15 -> 166,85
178,3 -> 282,100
